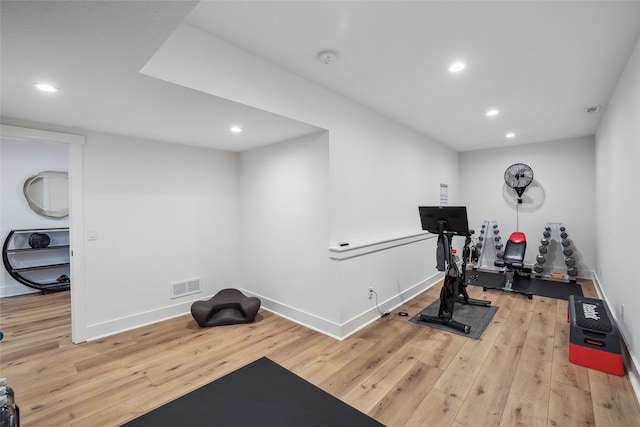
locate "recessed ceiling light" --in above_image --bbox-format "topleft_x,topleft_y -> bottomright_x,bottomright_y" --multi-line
505,132 -> 516,138
486,109 -> 499,117
34,83 -> 59,93
230,126 -> 242,134
448,62 -> 466,73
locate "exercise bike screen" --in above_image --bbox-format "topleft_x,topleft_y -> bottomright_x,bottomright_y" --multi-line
418,206 -> 469,235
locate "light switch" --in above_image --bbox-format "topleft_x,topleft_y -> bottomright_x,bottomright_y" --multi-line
88,228 -> 97,240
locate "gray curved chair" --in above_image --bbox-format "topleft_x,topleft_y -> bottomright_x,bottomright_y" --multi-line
191,288 -> 261,327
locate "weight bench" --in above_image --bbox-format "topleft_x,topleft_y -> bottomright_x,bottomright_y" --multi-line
483,231 -> 532,299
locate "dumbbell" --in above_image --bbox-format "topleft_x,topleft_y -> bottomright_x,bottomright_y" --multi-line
534,263 -> 544,273
541,238 -> 550,246
496,252 -> 504,259
471,250 -> 479,263
561,239 -> 571,247
567,266 -> 578,277
536,254 -> 546,264
543,231 -> 551,238
565,257 -> 575,267
539,245 -> 548,254
562,248 -> 572,256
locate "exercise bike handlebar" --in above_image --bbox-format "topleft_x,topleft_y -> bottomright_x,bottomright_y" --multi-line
439,229 -> 474,239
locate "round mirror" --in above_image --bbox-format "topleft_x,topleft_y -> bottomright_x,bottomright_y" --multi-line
23,171 -> 69,218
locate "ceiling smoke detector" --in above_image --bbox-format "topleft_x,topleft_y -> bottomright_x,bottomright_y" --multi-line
584,105 -> 601,114
317,50 -> 338,65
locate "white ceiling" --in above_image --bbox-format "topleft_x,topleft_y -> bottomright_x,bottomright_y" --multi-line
0,1 -> 321,152
2,1 -> 640,152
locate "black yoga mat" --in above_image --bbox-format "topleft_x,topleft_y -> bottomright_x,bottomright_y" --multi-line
122,356 -> 385,427
470,270 -> 583,301
410,300 -> 499,339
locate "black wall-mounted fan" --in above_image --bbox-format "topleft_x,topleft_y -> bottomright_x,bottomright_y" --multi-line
504,163 -> 534,203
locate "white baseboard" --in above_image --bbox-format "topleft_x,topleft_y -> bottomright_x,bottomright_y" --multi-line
83,299 -> 197,341
0,282 -> 39,298
245,272 -> 444,341
591,274 -> 640,406
80,271 -> 442,343
241,290 -> 344,340
339,271 -> 444,339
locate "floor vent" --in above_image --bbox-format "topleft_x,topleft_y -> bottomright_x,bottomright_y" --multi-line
171,278 -> 202,299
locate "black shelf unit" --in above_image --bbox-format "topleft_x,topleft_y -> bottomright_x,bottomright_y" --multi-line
2,228 -> 70,294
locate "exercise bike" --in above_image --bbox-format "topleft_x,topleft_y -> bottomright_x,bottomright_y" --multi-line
418,206 -> 491,334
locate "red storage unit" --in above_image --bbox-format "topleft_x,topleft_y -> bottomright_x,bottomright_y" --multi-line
568,295 -> 624,376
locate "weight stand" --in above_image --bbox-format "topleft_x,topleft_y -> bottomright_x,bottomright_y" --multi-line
473,220 -> 503,272
533,222 -> 578,283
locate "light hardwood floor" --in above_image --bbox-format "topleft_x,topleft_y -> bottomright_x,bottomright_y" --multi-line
1,279 -> 639,426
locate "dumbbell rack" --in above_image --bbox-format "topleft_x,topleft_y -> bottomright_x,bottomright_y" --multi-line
533,222 -> 578,283
473,220 -> 503,272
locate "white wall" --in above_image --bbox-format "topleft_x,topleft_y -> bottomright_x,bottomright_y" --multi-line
144,25 -> 461,337
328,118 -> 460,334
238,128 -> 452,339
0,24 -> 461,340
143,23 -> 460,241
80,131 -> 240,338
1,137 -> 69,297
328,115 -> 461,243
460,136 -> 596,275
331,235 -> 442,334
2,96 -> 457,341
239,132 -> 336,332
595,35 -> 640,388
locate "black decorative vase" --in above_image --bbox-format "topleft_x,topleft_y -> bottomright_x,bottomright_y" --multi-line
28,232 -> 50,249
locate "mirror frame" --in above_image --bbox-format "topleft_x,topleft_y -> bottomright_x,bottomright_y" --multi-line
23,170 -> 69,218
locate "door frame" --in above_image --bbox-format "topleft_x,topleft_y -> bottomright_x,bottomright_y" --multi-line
0,124 -> 86,343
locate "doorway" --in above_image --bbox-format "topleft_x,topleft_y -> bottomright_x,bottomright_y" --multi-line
0,124 -> 86,343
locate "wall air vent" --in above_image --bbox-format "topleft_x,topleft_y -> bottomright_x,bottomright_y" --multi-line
584,105 -> 601,114
170,277 -> 202,299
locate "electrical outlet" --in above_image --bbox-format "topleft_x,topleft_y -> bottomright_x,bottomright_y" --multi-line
368,287 -> 374,299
